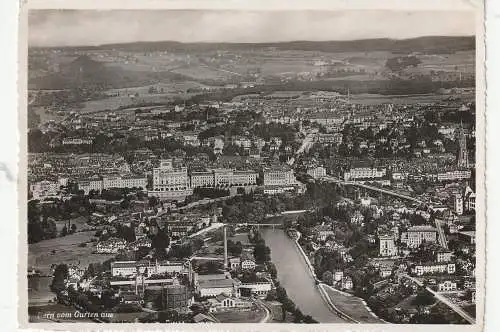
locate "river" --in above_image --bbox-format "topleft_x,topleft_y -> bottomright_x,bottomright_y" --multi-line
261,229 -> 345,323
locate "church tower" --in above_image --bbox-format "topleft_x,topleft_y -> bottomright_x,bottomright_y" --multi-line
457,123 -> 469,169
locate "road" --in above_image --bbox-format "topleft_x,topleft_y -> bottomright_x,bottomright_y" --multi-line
287,133 -> 315,166
255,299 -> 272,323
189,256 -> 223,261
321,176 -> 424,204
188,222 -> 224,238
434,218 -> 449,249
400,274 -> 475,324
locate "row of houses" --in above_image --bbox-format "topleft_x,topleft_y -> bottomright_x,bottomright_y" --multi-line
150,159 -> 299,200
110,260 -> 187,278
77,175 -> 148,195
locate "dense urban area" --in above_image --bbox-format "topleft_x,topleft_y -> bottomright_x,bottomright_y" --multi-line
27,36 -> 476,324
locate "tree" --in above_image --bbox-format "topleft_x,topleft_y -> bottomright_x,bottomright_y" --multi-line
149,196 -> 159,208
322,271 -> 334,286
50,264 -> 68,294
60,225 -> 68,237
71,224 -> 77,234
412,289 -> 436,306
227,240 -> 243,256
266,261 -> 278,280
293,308 -> 304,323
253,242 -> 271,263
265,289 -> 278,301
151,228 -> 170,249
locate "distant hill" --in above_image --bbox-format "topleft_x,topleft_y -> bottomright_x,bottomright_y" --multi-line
28,55 -> 190,90
31,36 -> 475,54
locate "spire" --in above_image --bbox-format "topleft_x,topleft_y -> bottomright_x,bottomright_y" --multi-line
223,226 -> 228,270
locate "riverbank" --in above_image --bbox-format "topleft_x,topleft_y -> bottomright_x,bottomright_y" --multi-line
321,284 -> 386,324
261,229 -> 344,323
293,231 -> 386,324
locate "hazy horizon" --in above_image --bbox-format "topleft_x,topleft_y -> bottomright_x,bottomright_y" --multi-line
28,10 -> 475,47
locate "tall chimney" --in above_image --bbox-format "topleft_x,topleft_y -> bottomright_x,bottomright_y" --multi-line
223,226 -> 228,270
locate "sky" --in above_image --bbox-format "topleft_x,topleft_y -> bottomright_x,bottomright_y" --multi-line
28,10 -> 475,47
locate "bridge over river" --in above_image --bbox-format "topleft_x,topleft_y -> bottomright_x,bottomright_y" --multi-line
261,229 -> 346,323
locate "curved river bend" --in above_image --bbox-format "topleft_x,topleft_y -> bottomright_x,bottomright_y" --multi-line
262,229 -> 345,323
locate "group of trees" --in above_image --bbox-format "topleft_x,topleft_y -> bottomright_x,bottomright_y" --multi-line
28,198 -> 93,243
412,288 -> 437,307
28,209 -> 58,243
366,283 -> 415,322
266,285 -> 316,323
28,128 -> 218,159
409,302 -> 467,324
50,264 -> 69,294
253,241 -> 271,264
191,187 -> 230,200
226,239 -> 243,256
83,258 -> 115,279
247,231 -> 271,263
250,123 -> 297,144
385,56 -> 422,73
198,123 -> 245,141
60,223 -> 77,237
220,183 -> 343,225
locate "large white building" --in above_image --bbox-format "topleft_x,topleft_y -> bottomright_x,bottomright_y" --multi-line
229,170 -> 258,187
401,225 -> 437,248
190,169 -> 258,188
344,166 -> 387,181
412,263 -> 456,276
438,280 -> 457,292
379,235 -> 398,257
307,166 -> 327,179
436,170 -> 471,182
103,175 -> 147,190
62,137 -> 94,145
30,180 -> 60,199
76,174 -> 147,194
207,294 -> 253,313
262,166 -> 296,186
198,278 -> 241,298
149,159 -> 193,201
190,171 -> 216,188
111,260 -> 186,278
238,281 -> 273,298
77,178 -> 103,195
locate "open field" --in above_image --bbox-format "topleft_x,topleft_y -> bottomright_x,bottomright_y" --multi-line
54,216 -> 92,233
394,295 -> 419,311
350,92 -> 475,105
107,81 -> 216,95
213,308 -> 265,323
28,275 -> 55,305
80,95 -> 168,113
418,51 -> 475,72
323,286 -> 384,323
28,231 -> 115,275
33,107 -> 65,125
172,66 -> 237,80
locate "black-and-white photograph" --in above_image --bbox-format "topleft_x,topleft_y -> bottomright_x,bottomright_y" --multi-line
24,7 -> 481,327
